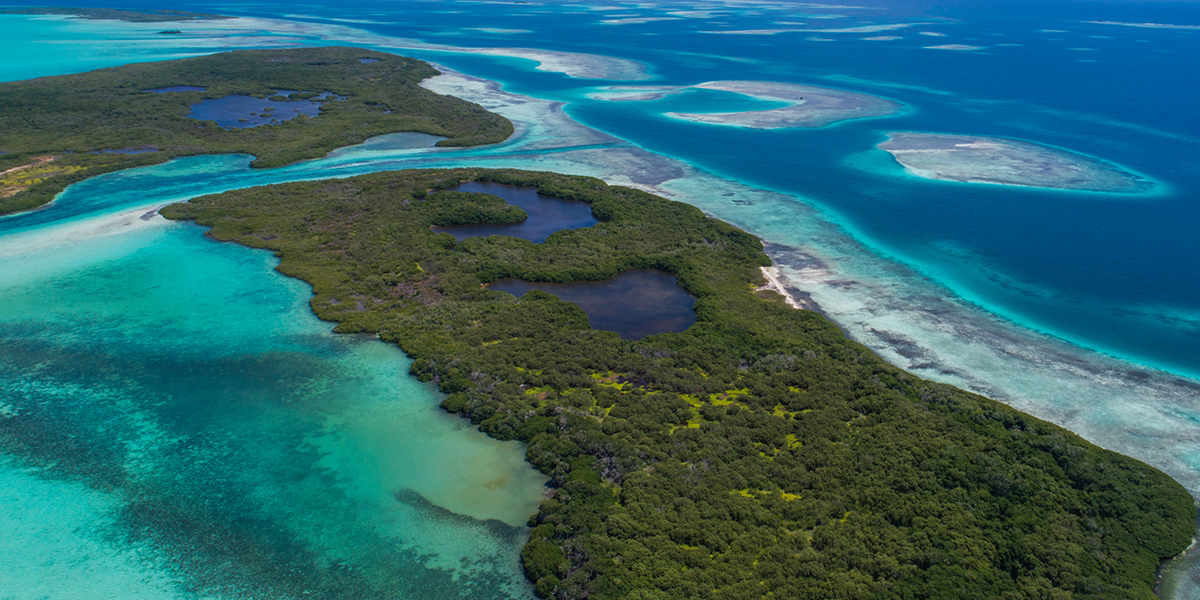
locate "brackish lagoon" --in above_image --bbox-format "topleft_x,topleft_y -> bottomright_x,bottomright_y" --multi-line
432,181 -> 598,243
187,90 -> 340,128
488,269 -> 697,340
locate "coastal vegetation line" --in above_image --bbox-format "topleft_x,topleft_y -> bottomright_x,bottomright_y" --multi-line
162,168 -> 1196,600
0,46 -> 513,216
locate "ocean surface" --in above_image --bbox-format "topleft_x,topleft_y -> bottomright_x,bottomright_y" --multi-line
1,0 -> 1199,597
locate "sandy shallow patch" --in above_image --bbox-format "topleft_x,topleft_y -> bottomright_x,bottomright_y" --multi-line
589,80 -> 901,129
667,80 -> 901,129
925,44 -> 984,50
878,132 -> 1153,192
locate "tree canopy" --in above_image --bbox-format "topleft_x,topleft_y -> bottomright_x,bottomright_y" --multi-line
163,168 -> 1196,600
0,47 -> 512,214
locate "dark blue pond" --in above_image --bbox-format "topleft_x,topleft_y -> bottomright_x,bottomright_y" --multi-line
488,269 -> 696,340
146,85 -> 206,93
186,90 -> 341,129
432,181 -> 598,243
358,58 -> 379,63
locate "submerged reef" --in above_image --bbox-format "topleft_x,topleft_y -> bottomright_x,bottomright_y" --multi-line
0,7 -> 231,22
163,167 -> 1194,600
879,132 -> 1153,192
0,47 -> 512,216
591,80 -> 902,129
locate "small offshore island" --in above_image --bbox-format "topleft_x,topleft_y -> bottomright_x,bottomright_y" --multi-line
0,47 -> 512,215
878,132 -> 1153,193
163,167 -> 1194,600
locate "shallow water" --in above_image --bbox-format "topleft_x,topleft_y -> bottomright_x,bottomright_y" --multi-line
3,1 -> 1200,597
489,269 -> 696,340
432,181 -> 597,243
0,215 -> 545,599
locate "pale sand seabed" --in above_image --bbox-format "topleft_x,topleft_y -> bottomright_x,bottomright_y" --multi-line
8,15 -> 650,81
878,131 -> 1153,192
0,211 -> 546,597
589,80 -> 902,129
700,23 -> 931,35
925,44 -> 985,51
1085,20 -> 1200,30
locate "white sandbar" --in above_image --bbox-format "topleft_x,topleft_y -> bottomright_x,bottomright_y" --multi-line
589,81 -> 901,129
663,80 -> 901,129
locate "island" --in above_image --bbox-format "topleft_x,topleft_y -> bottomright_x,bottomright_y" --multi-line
589,81 -> 902,129
878,132 -> 1153,193
162,167 -> 1194,600
0,47 -> 513,215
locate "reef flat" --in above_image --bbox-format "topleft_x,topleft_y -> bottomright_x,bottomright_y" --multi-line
591,80 -> 901,129
0,46 -> 512,215
0,7 -> 230,22
879,132 -> 1153,192
163,167 -> 1194,600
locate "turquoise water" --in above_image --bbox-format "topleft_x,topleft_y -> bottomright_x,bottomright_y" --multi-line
0,199 -> 546,598
3,1 -> 1200,597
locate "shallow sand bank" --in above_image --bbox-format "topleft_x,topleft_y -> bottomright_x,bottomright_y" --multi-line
590,80 -> 901,129
879,131 -> 1153,192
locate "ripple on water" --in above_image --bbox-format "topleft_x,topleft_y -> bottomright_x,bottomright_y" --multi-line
0,221 -> 546,599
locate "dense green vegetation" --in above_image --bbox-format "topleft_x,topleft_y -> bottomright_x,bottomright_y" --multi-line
0,47 -> 512,215
0,7 -> 231,21
162,168 -> 1195,600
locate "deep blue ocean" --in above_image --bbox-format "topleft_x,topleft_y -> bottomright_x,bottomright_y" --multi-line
2,0 -> 1199,597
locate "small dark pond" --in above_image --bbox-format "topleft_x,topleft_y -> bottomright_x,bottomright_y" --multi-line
432,181 -> 598,244
488,269 -> 696,340
359,58 -> 380,63
186,90 -> 342,129
146,85 -> 206,93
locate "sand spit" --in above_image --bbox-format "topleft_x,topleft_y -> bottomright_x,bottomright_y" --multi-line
757,266 -> 804,309
0,204 -> 171,260
878,132 -> 1153,193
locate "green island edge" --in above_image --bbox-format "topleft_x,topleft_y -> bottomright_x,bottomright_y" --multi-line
161,167 -> 1196,600
0,46 -> 512,215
